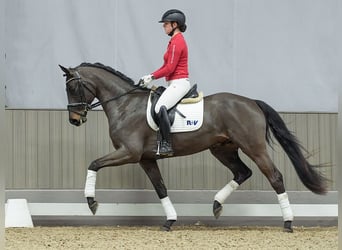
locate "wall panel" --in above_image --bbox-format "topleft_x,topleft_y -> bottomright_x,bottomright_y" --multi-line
12,111 -> 26,187
4,1 -> 340,112
5,110 -> 337,192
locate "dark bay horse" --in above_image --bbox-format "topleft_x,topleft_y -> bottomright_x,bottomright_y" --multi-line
59,62 -> 326,232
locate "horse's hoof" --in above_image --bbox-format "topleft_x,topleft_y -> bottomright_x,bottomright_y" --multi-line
283,221 -> 293,233
213,200 -> 223,219
161,220 -> 176,232
87,197 -> 98,215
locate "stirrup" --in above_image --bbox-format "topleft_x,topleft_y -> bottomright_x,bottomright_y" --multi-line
157,141 -> 173,156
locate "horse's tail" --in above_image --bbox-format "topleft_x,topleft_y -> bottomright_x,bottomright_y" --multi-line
255,100 -> 327,195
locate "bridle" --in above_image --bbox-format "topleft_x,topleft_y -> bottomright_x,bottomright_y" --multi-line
66,72 -> 93,118
65,71 -> 140,119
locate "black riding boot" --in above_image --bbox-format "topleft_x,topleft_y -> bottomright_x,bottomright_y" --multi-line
157,106 -> 173,156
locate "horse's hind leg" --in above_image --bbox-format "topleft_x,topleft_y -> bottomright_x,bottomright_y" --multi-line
245,147 -> 294,232
209,144 -> 252,219
139,159 -> 177,231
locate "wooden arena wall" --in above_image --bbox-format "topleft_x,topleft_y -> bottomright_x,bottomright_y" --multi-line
5,110 -> 337,191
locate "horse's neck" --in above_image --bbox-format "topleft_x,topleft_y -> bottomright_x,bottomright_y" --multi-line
95,76 -> 132,104
94,76 -> 138,124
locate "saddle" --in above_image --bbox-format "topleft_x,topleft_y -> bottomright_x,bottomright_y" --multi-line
150,84 -> 201,126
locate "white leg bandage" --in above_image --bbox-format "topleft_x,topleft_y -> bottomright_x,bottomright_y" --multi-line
214,180 -> 239,204
161,196 -> 177,221
84,170 -> 97,198
277,192 -> 294,221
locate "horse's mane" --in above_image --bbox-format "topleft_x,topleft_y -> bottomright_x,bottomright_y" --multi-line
78,62 -> 135,85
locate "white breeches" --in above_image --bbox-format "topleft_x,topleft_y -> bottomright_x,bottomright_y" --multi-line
154,78 -> 191,113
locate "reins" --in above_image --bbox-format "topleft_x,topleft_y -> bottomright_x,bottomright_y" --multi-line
88,86 -> 141,110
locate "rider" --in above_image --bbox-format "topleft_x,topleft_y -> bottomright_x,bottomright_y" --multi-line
139,9 -> 191,156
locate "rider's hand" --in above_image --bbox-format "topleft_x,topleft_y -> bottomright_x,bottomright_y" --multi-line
139,74 -> 154,88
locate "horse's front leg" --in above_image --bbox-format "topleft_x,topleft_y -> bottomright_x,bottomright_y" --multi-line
85,147 -> 139,215
140,159 -> 177,231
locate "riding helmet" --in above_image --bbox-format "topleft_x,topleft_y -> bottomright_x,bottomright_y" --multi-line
159,9 -> 187,32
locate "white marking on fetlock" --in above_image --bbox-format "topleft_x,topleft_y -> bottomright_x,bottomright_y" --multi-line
84,170 -> 97,198
277,192 -> 294,221
161,196 -> 177,221
214,180 -> 239,204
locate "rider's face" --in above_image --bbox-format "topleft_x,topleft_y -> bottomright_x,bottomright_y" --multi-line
163,22 -> 175,35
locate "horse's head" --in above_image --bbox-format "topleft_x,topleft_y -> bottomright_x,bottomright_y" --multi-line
59,64 -> 96,126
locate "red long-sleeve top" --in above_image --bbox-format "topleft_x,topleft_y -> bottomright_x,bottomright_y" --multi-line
152,33 -> 189,81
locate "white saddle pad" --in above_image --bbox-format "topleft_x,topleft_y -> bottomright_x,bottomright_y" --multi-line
146,95 -> 204,133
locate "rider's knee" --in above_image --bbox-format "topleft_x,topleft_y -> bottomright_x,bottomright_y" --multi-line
155,104 -> 167,114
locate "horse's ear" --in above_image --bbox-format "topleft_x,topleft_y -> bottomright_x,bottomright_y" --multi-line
59,64 -> 72,77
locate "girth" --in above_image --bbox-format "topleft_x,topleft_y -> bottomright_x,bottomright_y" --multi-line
150,84 -> 199,126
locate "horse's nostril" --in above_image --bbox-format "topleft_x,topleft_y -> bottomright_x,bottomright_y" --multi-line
69,118 -> 81,126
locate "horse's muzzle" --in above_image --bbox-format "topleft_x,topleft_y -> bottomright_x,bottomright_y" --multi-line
69,116 -> 87,126
68,104 -> 88,126
70,118 -> 80,126
69,114 -> 87,127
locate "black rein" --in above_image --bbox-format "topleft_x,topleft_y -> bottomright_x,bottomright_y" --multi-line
89,86 -> 141,110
